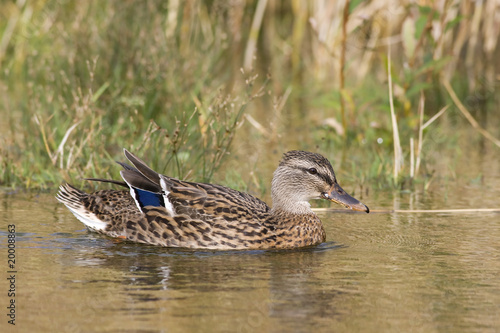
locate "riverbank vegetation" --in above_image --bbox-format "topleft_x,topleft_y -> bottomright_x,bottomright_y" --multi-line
1,0 -> 499,193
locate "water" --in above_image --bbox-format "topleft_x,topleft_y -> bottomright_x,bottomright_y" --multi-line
1,153 -> 500,332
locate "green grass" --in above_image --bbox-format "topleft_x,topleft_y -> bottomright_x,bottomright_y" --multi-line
1,1 -> 498,192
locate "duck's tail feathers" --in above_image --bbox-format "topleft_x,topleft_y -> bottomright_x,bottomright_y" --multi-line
55,183 -> 108,232
83,178 -> 128,188
83,161 -> 137,188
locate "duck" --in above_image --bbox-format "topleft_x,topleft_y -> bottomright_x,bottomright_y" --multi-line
56,149 -> 369,250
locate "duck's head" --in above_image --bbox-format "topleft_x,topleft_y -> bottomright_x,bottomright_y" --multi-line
271,150 -> 369,214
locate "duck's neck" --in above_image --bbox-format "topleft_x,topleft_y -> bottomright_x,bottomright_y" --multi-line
270,169 -> 318,215
270,199 -> 315,215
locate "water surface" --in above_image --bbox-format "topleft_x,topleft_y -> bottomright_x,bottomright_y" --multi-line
1,153 -> 500,332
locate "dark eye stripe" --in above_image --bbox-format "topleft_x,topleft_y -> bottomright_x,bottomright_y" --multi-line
318,172 -> 334,186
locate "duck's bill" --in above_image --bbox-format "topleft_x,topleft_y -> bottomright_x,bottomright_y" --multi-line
322,183 -> 369,213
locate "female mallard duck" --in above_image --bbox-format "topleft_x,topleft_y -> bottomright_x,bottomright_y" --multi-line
57,150 -> 369,250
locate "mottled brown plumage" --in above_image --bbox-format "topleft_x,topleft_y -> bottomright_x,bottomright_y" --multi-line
57,149 -> 369,250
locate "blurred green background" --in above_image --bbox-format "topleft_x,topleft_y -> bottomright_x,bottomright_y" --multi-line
1,0 -> 499,193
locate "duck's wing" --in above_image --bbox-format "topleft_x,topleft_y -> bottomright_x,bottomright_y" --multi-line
123,149 -> 160,184
120,149 -> 183,215
166,177 -> 271,219
128,179 -> 274,250
121,149 -> 270,219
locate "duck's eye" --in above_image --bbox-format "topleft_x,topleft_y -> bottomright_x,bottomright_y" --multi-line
307,168 -> 318,175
